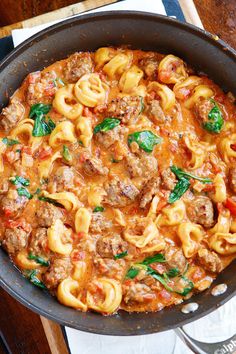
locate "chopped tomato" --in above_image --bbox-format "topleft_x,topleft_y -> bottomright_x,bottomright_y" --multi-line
214,93 -> 225,104
191,267 -> 205,282
129,206 -> 139,215
22,146 -> 32,155
28,72 -> 40,84
203,184 -> 215,192
217,202 -> 224,213
225,198 -> 236,216
3,209 -> 13,217
38,147 -> 53,160
79,153 -> 87,163
71,250 -> 85,262
231,144 -> 236,152
149,263 -> 166,274
123,279 -> 132,286
158,289 -> 172,301
5,219 -> 31,232
94,104 -> 107,113
77,232 -> 86,239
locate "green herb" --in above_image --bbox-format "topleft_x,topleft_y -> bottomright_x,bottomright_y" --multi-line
93,206 -> 105,212
168,177 -> 191,204
114,251 -> 128,260
29,103 -> 52,118
111,157 -> 119,163
40,178 -> 49,185
202,99 -> 224,133
28,253 -> 49,267
62,145 -> 72,162
16,149 -> 21,153
17,187 -> 32,199
170,166 -> 212,184
128,130 -> 162,153
30,103 -> 55,137
139,96 -> 145,113
26,270 -> 47,289
126,267 -> 140,279
94,117 -> 120,134
165,267 -> 180,278
9,176 -> 30,186
38,195 -> 62,207
34,188 -> 41,195
2,137 -> 19,146
78,140 -> 84,146
141,253 -> 166,265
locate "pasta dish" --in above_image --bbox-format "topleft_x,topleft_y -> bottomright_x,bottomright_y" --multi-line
0,47 -> 235,314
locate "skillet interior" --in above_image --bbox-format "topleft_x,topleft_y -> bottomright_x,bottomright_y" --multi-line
0,11 -> 236,335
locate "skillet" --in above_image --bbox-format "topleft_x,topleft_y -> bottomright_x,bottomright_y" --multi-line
0,11 -> 236,335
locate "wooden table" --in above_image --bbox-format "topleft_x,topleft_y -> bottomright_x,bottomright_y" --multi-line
0,1 -> 236,353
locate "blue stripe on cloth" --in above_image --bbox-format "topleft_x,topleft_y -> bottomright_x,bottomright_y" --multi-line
162,0 -> 186,21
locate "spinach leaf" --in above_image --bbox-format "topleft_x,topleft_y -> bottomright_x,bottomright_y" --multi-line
38,195 -> 63,207
171,165 -> 212,184
165,267 -> 180,278
126,267 -> 140,279
34,188 -> 41,195
93,206 -> 105,212
62,145 -> 72,162
168,177 -> 190,204
202,99 -> 224,133
2,137 -> 19,146
128,130 -> 162,153
94,118 -> 120,134
17,187 -> 32,199
9,176 -> 30,186
26,270 -> 47,289
114,251 -> 128,260
29,103 -> 52,118
141,253 -> 166,265
32,116 -> 55,137
28,253 -> 49,267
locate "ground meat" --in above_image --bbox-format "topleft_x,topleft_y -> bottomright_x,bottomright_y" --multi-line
104,176 -> 139,207
83,157 -> 109,176
43,255 -> 72,289
106,96 -> 142,124
228,167 -> 236,193
96,234 -> 128,258
123,282 -> 155,303
187,196 -> 215,228
0,99 -> 24,132
139,54 -> 159,79
0,190 -> 28,217
160,168 -> 177,190
147,100 -> 166,123
139,176 -> 160,208
94,257 -> 125,280
2,228 -> 29,254
164,245 -> 187,274
95,125 -> 127,149
26,71 -> 57,105
194,98 -> 215,126
29,228 -> 49,256
197,248 -> 223,273
52,166 -> 74,192
35,202 -> 64,227
126,153 -> 158,178
63,52 -> 93,83
89,213 -> 113,233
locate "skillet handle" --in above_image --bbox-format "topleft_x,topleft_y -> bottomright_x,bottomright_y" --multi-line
174,327 -> 236,354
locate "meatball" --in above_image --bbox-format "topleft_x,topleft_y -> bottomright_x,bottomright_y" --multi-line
0,99 -> 24,132
64,52 -> 93,83
29,228 -> 49,256
160,168 -> 177,190
83,157 -> 109,176
187,196 -> 215,228
164,245 -> 187,274
126,153 -> 158,179
2,228 -> 29,254
104,176 -> 139,207
139,54 -> 159,79
26,71 -> 57,105
123,282 -> 155,303
228,167 -> 236,194
106,96 -> 142,124
94,257 -> 125,280
89,213 -> 112,234
96,234 -> 128,258
0,190 -> 28,217
36,202 -> 64,227
194,98 -> 215,126
95,125 -> 127,149
52,166 -> 74,192
139,176 -> 160,208
147,100 -> 166,123
197,248 -> 223,273
43,255 -> 72,289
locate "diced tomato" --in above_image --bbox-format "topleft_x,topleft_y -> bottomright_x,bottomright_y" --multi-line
150,263 -> 166,274
71,250 -> 85,262
77,232 -> 86,239
203,184 -> 215,192
5,219 -> 31,232
22,146 -> 32,155
217,202 -> 224,213
3,209 -> 13,217
28,72 -> 40,84
231,144 -> 236,152
123,279 -> 132,286
225,198 -> 236,216
38,147 -> 53,160
191,267 -> 205,282
214,93 -> 225,104
79,153 -> 87,163
158,289 -> 172,301
94,104 -> 107,114
129,206 -> 139,215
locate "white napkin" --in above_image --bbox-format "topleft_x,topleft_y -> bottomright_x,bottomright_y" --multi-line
11,1 -> 236,353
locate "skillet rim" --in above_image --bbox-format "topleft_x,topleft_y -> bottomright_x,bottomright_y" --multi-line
0,10 -> 236,335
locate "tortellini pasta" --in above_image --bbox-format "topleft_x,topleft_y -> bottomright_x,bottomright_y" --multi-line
10,119 -> 42,152
156,200 -> 186,226
48,219 -> 73,255
209,208 -> 231,235
94,47 -> 116,69
173,76 -> 202,100
183,134 -> 215,170
147,82 -> 175,111
218,134 -> 236,163
209,233 -> 236,255
58,278 -> 87,311
15,250 -> 40,270
75,207 -> 91,234
53,84 -> 83,120
0,140 -> 6,172
87,185 -> 106,207
38,151 -> 61,179
49,121 -> 77,148
103,52 -> 132,78
211,174 -> 227,203
158,54 -> 188,84
42,191 -> 80,211
87,278 -> 122,314
184,84 -> 214,109
119,65 -> 143,93
177,223 -> 205,258
76,116 -> 93,148
74,74 -> 108,107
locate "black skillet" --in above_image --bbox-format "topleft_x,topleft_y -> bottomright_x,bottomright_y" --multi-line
0,11 -> 236,335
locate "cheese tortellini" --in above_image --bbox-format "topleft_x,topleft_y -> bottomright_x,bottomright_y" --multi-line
53,84 -> 83,120
74,74 -> 108,107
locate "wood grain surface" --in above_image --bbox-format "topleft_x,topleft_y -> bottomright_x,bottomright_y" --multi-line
0,1 -> 235,354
